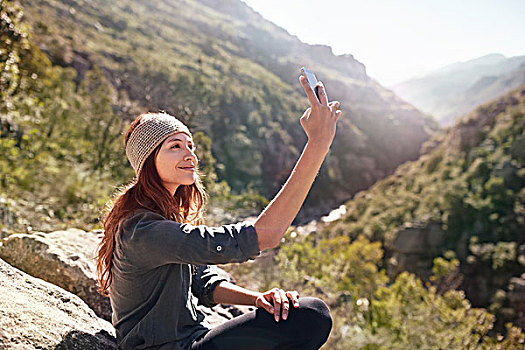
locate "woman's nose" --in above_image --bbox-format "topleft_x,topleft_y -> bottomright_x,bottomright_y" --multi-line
184,149 -> 197,163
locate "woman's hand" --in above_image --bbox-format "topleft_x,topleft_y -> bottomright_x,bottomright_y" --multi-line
255,288 -> 300,322
299,75 -> 342,151
252,76 -> 343,251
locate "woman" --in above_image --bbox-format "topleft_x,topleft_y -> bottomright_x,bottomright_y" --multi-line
97,75 -> 342,349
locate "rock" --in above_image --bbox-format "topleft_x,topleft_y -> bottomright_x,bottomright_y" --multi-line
389,221 -> 446,279
444,91 -> 520,153
201,304 -> 256,328
0,229 -> 112,321
392,221 -> 446,254
0,228 -> 252,327
0,258 -> 116,349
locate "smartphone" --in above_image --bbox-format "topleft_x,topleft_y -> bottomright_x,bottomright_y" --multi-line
300,67 -> 320,100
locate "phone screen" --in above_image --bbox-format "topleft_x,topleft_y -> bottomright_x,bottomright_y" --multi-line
301,67 -> 318,89
301,67 -> 320,99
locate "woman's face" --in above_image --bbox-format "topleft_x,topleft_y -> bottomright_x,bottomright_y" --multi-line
155,132 -> 198,195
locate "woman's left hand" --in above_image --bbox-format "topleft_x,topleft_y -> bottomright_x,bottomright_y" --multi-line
255,288 -> 300,322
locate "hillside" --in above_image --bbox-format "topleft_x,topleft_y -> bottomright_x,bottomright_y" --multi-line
323,85 -> 525,328
18,0 -> 437,220
391,53 -> 525,125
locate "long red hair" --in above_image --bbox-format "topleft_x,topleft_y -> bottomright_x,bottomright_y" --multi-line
96,114 -> 207,296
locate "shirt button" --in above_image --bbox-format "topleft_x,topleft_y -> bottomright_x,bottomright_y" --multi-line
216,245 -> 222,252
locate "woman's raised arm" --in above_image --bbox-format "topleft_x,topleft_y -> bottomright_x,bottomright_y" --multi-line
254,76 -> 342,251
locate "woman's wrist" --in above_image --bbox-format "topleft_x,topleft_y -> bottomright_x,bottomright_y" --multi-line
253,292 -> 263,307
213,281 -> 263,306
305,139 -> 331,155
255,139 -> 330,250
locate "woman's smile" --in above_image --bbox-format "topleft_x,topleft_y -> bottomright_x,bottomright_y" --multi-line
178,165 -> 195,171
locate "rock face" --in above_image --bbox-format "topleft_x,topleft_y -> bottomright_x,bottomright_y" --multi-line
0,258 -> 116,349
389,221 -> 447,280
0,229 -> 112,321
0,228 -> 253,326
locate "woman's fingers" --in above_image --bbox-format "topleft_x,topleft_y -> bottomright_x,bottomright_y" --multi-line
258,288 -> 301,322
272,289 -> 283,322
328,101 -> 342,122
255,295 -> 274,315
286,290 -> 300,308
280,289 -> 290,321
269,288 -> 291,322
329,101 -> 340,115
316,82 -> 329,105
329,101 -> 340,110
299,75 -> 320,107
300,107 -> 311,125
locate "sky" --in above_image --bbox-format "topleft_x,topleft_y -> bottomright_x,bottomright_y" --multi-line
241,0 -> 525,86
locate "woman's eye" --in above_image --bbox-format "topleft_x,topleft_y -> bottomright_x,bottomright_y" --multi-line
170,143 -> 196,150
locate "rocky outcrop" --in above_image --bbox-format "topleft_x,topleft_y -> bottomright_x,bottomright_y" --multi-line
0,229 -> 112,321
389,221 -> 447,280
200,304 -> 255,327
0,258 -> 116,349
0,228 -> 253,326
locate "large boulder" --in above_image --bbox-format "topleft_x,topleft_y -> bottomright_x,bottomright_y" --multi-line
0,258 -> 116,349
0,228 -> 253,326
0,229 -> 112,321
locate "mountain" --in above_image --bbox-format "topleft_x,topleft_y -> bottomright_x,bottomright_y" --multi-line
18,0 -> 437,220
391,53 -> 525,126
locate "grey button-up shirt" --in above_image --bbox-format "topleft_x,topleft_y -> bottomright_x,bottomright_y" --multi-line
109,210 -> 260,350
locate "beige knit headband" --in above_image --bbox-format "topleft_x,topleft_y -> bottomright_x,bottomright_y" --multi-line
125,113 -> 192,177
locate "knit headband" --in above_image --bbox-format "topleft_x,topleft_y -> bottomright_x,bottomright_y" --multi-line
125,113 -> 192,177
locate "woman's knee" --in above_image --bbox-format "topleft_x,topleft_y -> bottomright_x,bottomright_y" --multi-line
287,297 -> 332,349
294,297 -> 332,336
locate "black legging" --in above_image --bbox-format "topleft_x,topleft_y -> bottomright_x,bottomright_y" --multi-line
191,297 -> 332,350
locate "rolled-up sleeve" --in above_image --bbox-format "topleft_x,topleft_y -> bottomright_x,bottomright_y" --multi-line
119,211 -> 260,267
191,265 -> 232,307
